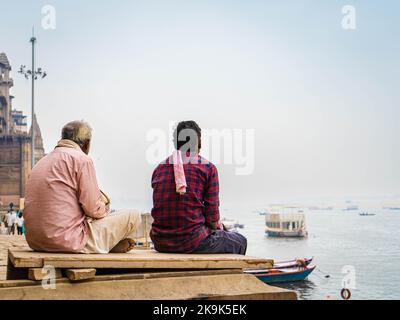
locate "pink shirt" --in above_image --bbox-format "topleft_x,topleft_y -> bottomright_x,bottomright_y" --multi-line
24,140 -> 108,253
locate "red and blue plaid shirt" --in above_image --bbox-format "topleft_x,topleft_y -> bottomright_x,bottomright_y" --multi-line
150,153 -> 220,253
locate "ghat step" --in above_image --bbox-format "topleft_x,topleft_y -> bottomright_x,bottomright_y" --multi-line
0,273 -> 296,300
8,249 -> 274,270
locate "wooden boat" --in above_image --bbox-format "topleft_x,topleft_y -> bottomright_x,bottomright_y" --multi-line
245,257 -> 313,271
245,266 -> 316,284
273,257 -> 313,269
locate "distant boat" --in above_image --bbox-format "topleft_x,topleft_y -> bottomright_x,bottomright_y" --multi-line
359,212 -> 376,216
265,212 -> 308,238
221,217 -> 244,231
245,257 -> 313,272
245,266 -> 316,283
343,205 -> 359,211
383,207 -> 400,211
308,206 -> 334,211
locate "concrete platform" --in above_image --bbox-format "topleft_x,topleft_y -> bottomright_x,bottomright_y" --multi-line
0,238 -> 296,300
0,236 -> 29,280
0,272 -> 297,300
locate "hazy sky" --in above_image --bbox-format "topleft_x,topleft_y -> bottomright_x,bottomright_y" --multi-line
1,0 -> 399,209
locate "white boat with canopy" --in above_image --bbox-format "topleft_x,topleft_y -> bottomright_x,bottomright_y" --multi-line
265,206 -> 307,238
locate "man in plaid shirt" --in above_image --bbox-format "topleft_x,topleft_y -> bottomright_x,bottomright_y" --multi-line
150,121 -> 247,254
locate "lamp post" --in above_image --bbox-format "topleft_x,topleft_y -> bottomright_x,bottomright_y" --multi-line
18,34 -> 47,169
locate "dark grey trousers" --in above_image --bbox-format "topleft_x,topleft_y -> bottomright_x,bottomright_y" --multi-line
191,230 -> 247,255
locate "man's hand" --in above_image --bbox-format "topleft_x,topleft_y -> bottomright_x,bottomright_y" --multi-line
100,190 -> 111,206
209,221 -> 221,230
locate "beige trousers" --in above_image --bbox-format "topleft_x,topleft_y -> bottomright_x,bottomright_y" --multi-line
81,209 -> 141,254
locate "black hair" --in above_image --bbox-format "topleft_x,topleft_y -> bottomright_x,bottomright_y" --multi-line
173,121 -> 201,152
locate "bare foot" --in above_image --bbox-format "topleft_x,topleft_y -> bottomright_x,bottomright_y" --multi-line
110,238 -> 136,253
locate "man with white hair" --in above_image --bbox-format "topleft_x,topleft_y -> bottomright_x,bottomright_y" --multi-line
24,120 -> 141,253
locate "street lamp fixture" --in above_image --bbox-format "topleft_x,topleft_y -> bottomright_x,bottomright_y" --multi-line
18,35 -> 47,169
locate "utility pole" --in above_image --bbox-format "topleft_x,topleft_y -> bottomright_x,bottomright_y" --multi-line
19,29 -> 47,169
30,35 -> 35,169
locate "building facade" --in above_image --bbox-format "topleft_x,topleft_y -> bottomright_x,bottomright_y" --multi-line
0,52 -> 45,210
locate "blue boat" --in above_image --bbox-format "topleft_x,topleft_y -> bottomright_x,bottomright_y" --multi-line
245,266 -> 316,284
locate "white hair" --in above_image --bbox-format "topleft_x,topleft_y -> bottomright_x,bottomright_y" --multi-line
61,120 -> 92,146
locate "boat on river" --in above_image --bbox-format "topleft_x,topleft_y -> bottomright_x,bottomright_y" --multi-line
221,217 -> 245,231
343,205 -> 359,211
273,257 -> 313,269
265,208 -> 308,238
359,212 -> 376,216
245,265 -> 316,283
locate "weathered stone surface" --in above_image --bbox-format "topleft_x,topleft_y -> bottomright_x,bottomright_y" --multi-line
0,235 -> 29,280
9,249 -> 274,269
28,267 -> 63,281
65,268 -> 97,281
0,273 -> 297,300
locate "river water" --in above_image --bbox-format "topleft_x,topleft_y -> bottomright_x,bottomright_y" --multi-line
223,206 -> 400,300
120,200 -> 400,300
